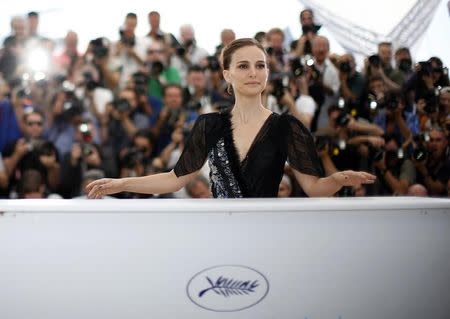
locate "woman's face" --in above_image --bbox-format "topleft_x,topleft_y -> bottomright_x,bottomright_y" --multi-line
223,45 -> 268,97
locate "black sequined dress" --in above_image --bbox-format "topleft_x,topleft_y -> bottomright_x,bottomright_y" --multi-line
174,110 -> 323,198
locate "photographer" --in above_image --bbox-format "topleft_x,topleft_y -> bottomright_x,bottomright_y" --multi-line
60,120 -> 103,198
310,36 -> 340,131
372,135 -> 416,195
390,47 -> 413,86
364,42 -> 400,92
0,86 -> 24,153
153,84 -> 187,154
214,29 -> 236,58
170,24 -> 208,84
100,87 -> 149,158
323,105 -> 384,172
119,129 -> 153,177
113,13 -> 148,90
265,64 -> 316,130
3,109 -> 60,197
337,54 -> 365,108
53,31 -> 81,81
183,65 -> 214,114
145,41 -> 181,99
145,11 -> 179,48
412,127 -> 449,196
295,9 -> 321,56
118,129 -> 159,198
266,28 -> 288,74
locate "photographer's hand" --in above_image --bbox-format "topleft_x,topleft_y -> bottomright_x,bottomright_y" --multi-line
14,138 -> 29,158
39,153 -> 57,169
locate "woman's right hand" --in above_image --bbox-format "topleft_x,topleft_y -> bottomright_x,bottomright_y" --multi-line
86,178 -> 124,199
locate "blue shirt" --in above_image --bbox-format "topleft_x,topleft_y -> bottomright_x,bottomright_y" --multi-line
0,100 -> 22,153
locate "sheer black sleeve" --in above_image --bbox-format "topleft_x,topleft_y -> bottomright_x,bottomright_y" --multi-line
173,114 -> 208,177
282,114 -> 324,177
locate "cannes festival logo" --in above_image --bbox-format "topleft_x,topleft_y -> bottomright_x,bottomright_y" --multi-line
187,265 -> 269,312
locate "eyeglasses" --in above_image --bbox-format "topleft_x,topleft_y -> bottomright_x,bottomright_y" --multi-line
27,121 -> 43,127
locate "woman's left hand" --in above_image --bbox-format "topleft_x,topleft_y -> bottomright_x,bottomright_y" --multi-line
332,170 -> 376,187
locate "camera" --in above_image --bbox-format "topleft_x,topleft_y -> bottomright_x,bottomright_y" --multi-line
90,38 -> 109,59
398,58 -> 412,72
62,96 -> 84,118
25,139 -> 55,158
83,71 -> 99,91
176,46 -> 186,57
16,86 -> 32,99
369,145 -> 385,162
121,147 -> 147,169
186,100 -> 202,111
339,61 -> 351,73
314,135 -> 331,152
368,93 -> 379,111
368,55 -> 381,68
206,56 -> 221,72
412,147 -> 427,162
413,132 -> 430,144
113,97 -> 132,113
301,24 -> 321,34
270,74 -> 288,102
175,39 -> 194,57
149,61 -> 164,76
290,58 -> 305,78
385,93 -> 400,111
335,111 -> 351,127
132,72 -> 148,96
119,30 -> 135,47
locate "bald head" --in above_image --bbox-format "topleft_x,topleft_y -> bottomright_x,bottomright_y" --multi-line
312,35 -> 329,64
407,184 -> 428,197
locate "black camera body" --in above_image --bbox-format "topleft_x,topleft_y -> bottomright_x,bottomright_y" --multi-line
368,55 -> 381,68
132,72 -> 148,96
90,38 -> 109,59
335,112 -> 351,127
290,58 -> 305,78
119,30 -> 136,47
113,98 -> 132,113
122,147 -> 147,169
339,61 -> 351,73
207,56 -> 221,72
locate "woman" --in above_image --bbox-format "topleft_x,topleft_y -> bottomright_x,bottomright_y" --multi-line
87,38 -> 375,198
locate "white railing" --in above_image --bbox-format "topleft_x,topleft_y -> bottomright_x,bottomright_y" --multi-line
0,197 -> 449,319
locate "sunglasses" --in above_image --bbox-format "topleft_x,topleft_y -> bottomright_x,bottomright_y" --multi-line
27,121 -> 43,127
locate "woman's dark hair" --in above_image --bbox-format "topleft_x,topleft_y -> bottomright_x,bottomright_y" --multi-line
220,38 -> 267,70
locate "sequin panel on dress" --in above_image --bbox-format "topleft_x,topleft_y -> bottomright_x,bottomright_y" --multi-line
208,138 -> 243,198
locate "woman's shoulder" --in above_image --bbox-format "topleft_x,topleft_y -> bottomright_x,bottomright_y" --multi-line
277,113 -> 310,134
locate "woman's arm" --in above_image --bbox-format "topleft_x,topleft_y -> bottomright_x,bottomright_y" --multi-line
292,169 -> 376,197
86,170 -> 198,199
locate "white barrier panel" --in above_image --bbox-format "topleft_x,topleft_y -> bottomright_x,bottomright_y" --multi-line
0,197 -> 449,319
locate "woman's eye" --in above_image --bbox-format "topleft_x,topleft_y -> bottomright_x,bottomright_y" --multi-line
257,64 -> 266,69
238,64 -> 247,69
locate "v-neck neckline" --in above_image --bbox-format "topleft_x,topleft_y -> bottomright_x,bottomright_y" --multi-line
230,112 -> 274,166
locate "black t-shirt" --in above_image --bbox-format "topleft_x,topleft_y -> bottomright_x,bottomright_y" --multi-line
174,110 -> 323,198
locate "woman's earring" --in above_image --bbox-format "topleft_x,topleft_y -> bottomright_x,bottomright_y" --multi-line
227,83 -> 233,95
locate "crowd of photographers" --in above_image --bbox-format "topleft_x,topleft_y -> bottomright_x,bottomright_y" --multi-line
0,9 -> 448,199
